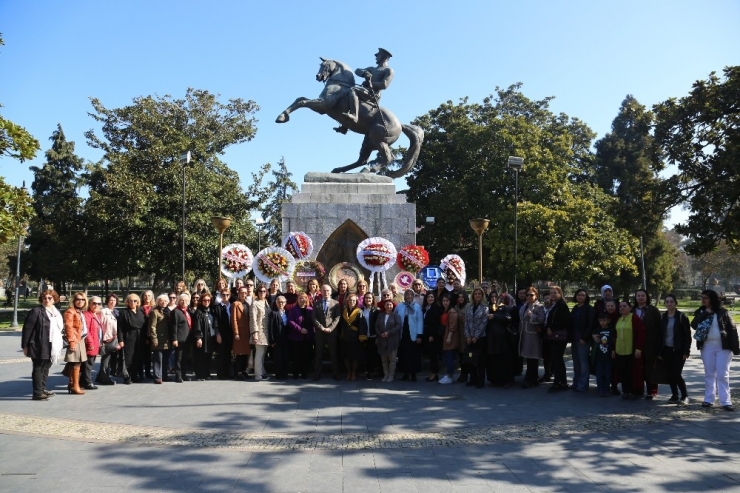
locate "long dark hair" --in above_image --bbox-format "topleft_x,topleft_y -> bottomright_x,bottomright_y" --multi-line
572,288 -> 590,305
701,289 -> 721,312
422,290 -> 437,310
439,294 -> 452,313
634,288 -> 652,306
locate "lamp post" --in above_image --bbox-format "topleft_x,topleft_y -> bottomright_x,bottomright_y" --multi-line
11,181 -> 27,328
179,151 -> 191,282
254,217 -> 265,251
211,216 -> 232,280
469,218 -> 490,285
507,156 -> 524,295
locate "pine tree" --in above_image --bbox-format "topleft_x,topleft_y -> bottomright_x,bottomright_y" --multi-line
261,157 -> 298,247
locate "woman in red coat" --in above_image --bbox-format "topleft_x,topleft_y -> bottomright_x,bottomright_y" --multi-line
81,296 -> 103,390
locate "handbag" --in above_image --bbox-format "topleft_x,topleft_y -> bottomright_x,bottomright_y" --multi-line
693,314 -> 713,342
462,349 -> 480,366
547,329 -> 568,341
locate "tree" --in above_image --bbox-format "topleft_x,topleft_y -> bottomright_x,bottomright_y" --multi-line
0,33 -> 38,245
260,157 -> 298,247
24,125 -> 86,289
689,240 -> 740,289
592,96 -> 678,297
408,85 -> 637,287
653,66 -> 740,256
84,89 -> 262,287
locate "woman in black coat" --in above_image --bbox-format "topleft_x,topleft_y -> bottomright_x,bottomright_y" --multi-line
169,293 -> 193,383
268,295 -> 291,379
359,292 -> 380,379
21,289 -> 64,400
422,291 -> 442,381
545,286 -> 571,393
487,294 -> 515,388
193,292 -> 219,380
118,293 -> 147,384
658,294 -> 691,403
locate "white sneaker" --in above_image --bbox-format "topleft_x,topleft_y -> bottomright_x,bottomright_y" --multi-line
439,375 -> 452,385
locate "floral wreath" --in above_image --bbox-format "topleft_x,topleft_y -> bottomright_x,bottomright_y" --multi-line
292,260 -> 327,285
220,243 -> 253,278
252,246 -> 296,283
356,237 -> 397,272
440,254 -> 466,290
396,245 -> 430,274
282,231 -> 313,260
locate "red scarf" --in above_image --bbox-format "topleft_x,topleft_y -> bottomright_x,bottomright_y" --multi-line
179,306 -> 192,330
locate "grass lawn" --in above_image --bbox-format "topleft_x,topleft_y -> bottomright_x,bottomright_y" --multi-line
0,299 -> 36,330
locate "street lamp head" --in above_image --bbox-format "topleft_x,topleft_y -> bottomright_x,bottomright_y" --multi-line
507,156 -> 524,171
469,218 -> 490,236
425,217 -> 435,225
211,216 -> 232,234
179,151 -> 191,165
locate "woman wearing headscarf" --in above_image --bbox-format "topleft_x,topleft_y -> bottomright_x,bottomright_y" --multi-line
633,288 -> 664,399
376,299 -> 402,382
594,284 -> 618,314
340,293 -> 363,381
21,289 -> 64,400
149,294 -> 170,384
693,289 -> 740,410
519,287 -> 545,389
80,296 -> 103,390
488,293 -> 515,388
63,292 -> 89,394
395,289 -> 424,381
464,287 -> 490,388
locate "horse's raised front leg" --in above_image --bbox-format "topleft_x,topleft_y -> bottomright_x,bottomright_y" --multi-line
276,97 -> 327,123
332,135 -> 374,173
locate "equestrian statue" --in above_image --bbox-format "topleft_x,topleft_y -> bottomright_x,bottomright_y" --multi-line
275,48 -> 424,178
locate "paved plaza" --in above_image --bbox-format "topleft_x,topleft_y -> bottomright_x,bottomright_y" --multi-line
2,330 -> 740,492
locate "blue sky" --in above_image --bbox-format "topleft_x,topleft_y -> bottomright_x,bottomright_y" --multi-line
1,1 -> 739,226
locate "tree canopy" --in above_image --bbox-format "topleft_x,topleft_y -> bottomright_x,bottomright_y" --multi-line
407,84 -> 637,287
84,89 -> 261,287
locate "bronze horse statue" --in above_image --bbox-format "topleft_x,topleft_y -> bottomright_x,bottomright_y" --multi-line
275,58 -> 423,178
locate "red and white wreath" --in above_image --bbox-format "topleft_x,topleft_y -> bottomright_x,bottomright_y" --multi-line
282,231 -> 313,260
220,244 -> 253,279
397,245 -> 430,274
356,237 -> 397,272
440,254 -> 466,290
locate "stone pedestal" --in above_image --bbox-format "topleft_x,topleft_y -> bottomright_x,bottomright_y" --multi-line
282,173 -> 416,280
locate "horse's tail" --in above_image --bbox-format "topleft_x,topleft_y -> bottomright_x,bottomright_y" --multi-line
387,124 -> 425,179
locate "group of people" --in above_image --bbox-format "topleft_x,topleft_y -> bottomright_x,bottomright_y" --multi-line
20,277 -> 739,411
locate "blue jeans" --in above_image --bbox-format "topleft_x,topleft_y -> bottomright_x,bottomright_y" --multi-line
572,341 -> 591,391
595,357 -> 612,394
443,349 -> 456,376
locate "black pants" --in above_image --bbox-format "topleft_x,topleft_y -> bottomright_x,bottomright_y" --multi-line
399,336 -> 421,375
524,358 -> 539,384
122,329 -> 140,380
314,332 -> 339,375
173,344 -> 186,380
549,340 -> 568,386
80,355 -> 96,386
217,337 -> 233,379
541,339 -> 552,378
31,358 -> 52,396
271,343 -> 290,378
193,349 -> 211,379
98,342 -> 117,382
662,346 -> 688,398
291,340 -> 312,377
616,354 -> 634,395
362,338 -> 381,374
489,351 -> 513,385
426,335 -> 441,374
468,339 -> 487,384
140,327 -> 152,378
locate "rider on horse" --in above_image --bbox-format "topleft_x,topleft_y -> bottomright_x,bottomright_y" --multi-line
335,48 -> 394,134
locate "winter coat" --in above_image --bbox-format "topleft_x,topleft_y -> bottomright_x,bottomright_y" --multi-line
230,300 -> 251,355
464,303 -> 489,339
375,311 -> 402,354
442,307 -> 462,351
193,306 -> 219,353
21,306 -> 51,360
169,308 -> 191,345
148,306 -> 169,351
250,299 -> 270,346
488,304 -> 513,355
83,310 -> 102,357
660,309 -> 691,356
692,307 -> 740,354
394,302 -> 423,340
287,305 -> 314,343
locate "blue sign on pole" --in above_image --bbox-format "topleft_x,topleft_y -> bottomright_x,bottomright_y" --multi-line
420,266 -> 443,290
